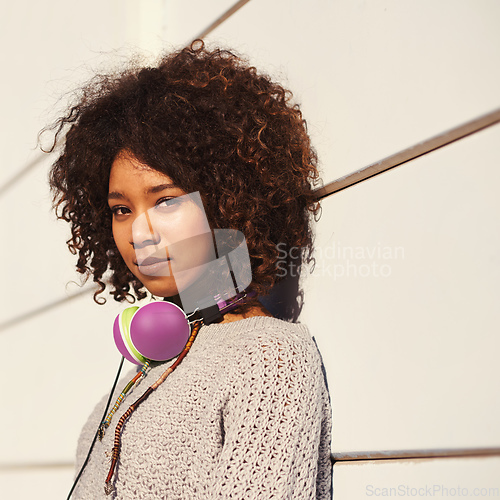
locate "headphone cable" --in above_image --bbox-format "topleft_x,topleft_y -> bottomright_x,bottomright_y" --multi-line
66,356 -> 125,500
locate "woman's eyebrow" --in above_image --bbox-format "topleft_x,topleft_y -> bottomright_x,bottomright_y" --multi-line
145,183 -> 178,194
107,183 -> 178,201
107,191 -> 125,201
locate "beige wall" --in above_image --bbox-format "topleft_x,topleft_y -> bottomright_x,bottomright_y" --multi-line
1,1 -> 499,498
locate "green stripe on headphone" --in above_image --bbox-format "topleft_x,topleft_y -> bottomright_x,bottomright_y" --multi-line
121,306 -> 147,364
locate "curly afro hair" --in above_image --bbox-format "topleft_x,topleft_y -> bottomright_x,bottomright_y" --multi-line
47,40 -> 321,305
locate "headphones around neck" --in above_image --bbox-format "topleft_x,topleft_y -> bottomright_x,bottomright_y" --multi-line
113,301 -> 191,365
113,291 -> 255,365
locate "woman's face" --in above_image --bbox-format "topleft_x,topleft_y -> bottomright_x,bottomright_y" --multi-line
108,151 -> 214,298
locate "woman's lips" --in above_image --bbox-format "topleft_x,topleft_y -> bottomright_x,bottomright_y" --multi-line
135,255 -> 172,276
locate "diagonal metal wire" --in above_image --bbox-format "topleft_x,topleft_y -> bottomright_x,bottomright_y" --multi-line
314,107 -> 500,200
0,152 -> 48,197
332,447 -> 500,464
194,0 -> 252,40
0,287 -> 93,333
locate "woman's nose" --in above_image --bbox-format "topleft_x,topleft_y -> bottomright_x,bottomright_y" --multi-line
130,210 -> 161,249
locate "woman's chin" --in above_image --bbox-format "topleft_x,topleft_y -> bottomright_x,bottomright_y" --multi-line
139,277 -> 179,299
136,269 -> 213,311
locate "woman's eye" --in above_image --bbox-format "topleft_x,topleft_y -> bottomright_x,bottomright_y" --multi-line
155,197 -> 181,211
110,206 -> 130,216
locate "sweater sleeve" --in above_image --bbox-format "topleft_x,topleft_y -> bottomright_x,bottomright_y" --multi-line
209,325 -> 332,499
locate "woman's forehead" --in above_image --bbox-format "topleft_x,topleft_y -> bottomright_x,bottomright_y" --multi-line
109,152 -> 178,191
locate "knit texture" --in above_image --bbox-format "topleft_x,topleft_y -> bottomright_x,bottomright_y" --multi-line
74,316 -> 332,499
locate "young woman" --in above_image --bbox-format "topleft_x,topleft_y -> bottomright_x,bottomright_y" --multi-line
49,41 -> 332,499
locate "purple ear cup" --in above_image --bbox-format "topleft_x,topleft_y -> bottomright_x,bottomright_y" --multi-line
113,301 -> 191,365
130,302 -> 190,361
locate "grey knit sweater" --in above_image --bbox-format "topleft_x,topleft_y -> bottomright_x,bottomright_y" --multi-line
74,316 -> 332,499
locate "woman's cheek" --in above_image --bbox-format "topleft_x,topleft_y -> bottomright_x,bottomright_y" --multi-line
113,225 -> 131,266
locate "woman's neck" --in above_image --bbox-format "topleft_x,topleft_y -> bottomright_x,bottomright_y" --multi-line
220,302 -> 273,324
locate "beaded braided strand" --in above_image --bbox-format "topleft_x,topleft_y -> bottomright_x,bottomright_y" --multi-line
104,320 -> 202,496
98,360 -> 150,440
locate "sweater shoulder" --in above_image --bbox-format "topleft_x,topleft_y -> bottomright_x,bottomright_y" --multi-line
198,316 -> 325,382
201,316 -> 318,355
